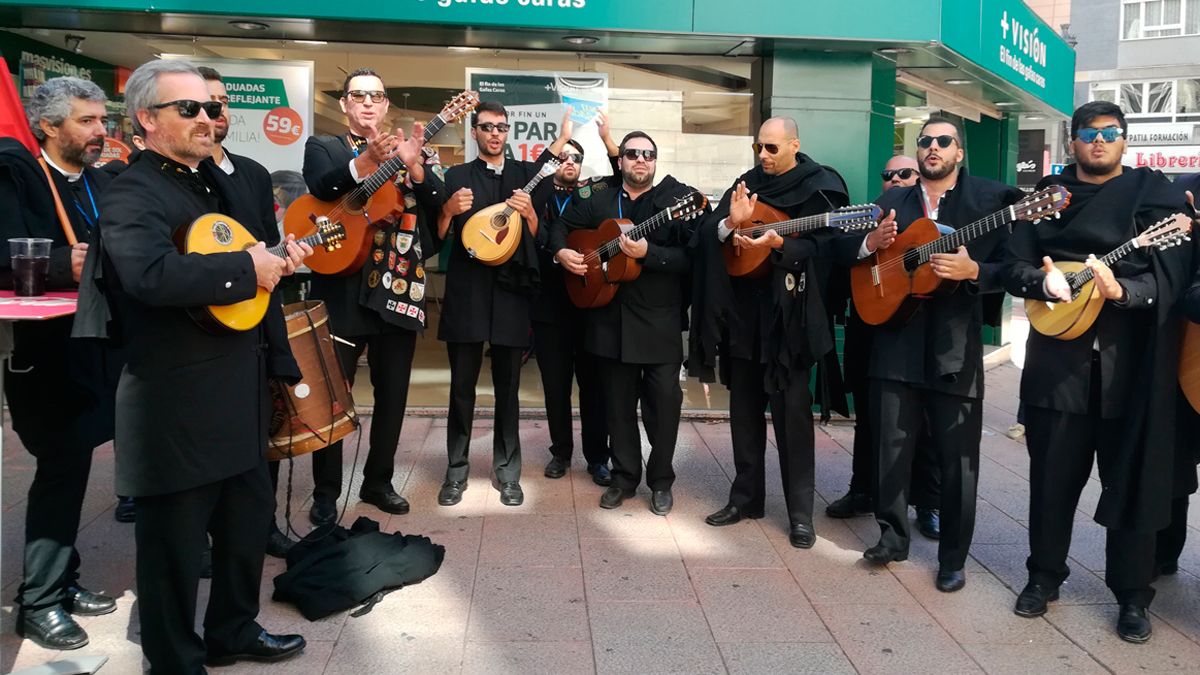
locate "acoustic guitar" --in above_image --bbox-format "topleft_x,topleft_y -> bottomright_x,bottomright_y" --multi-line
284,90 -> 479,276
460,159 -> 560,266
1181,320 -> 1200,414
1027,212 -> 1192,340
851,185 -> 1071,326
723,202 -> 882,278
564,191 -> 708,309
179,214 -> 345,333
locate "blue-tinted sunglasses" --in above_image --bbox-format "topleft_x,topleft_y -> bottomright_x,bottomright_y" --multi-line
1075,126 -> 1124,144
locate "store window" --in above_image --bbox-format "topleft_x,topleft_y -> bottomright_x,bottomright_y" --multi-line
1121,0 -> 1200,39
1091,80 -> 1176,120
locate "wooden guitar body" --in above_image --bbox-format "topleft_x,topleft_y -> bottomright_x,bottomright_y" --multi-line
179,213 -> 271,332
1024,261 -> 1104,341
564,218 -> 641,309
1181,320 -> 1200,414
283,181 -> 402,276
850,217 -> 958,326
722,201 -> 790,278
461,202 -> 523,266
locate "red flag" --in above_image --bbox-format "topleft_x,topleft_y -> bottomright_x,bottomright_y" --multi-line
0,58 -> 38,154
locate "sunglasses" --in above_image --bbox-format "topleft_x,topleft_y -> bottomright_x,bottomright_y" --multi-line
917,134 -> 957,150
752,141 -> 793,155
558,152 -> 583,164
474,122 -> 511,133
346,90 -> 387,104
1074,126 -> 1124,144
151,99 -> 224,119
622,148 -> 657,161
881,168 -> 917,182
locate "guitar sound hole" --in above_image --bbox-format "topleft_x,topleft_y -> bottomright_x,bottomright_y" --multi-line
902,249 -> 922,274
491,214 -> 507,230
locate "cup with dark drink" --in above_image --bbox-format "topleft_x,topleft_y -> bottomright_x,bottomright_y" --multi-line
9,238 -> 52,297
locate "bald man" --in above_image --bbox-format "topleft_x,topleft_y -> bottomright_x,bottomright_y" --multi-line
881,155 -> 919,193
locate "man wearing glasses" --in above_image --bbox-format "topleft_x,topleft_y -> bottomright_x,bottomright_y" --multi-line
436,101 -> 572,507
551,131 -> 707,515
536,114 -> 619,487
880,155 -> 919,193
98,58 -> 309,671
690,117 -> 849,547
1005,101 -> 1193,643
837,116 -> 1023,593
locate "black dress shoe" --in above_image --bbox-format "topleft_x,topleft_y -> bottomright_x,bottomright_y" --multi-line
207,630 -> 307,666
916,507 -> 941,540
1013,581 -> 1059,618
863,542 -> 908,564
1117,604 -> 1152,643
789,522 -> 816,549
599,486 -> 632,509
587,462 -> 612,487
936,568 -> 966,592
825,491 -> 872,519
359,487 -> 411,515
64,585 -> 117,616
266,525 -> 295,559
114,496 -> 136,523
438,481 -> 468,506
18,607 -> 88,650
544,456 -> 569,479
499,482 -> 524,506
650,489 -> 673,516
705,504 -> 764,527
309,497 -> 337,526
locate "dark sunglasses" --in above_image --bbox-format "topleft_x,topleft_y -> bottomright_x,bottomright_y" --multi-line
881,168 -> 917,181
474,122 -> 511,133
622,148 -> 657,161
752,141 -> 792,155
346,90 -> 387,104
917,134 -> 957,150
151,99 -> 224,119
1074,126 -> 1124,144
558,152 -> 583,164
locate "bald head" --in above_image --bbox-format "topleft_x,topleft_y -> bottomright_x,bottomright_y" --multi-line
881,154 -> 919,191
756,117 -> 801,175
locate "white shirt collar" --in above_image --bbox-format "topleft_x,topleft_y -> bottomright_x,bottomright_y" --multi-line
217,150 -> 235,175
41,149 -> 82,182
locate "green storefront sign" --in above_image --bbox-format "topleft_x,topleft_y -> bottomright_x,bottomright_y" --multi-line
224,76 -> 290,110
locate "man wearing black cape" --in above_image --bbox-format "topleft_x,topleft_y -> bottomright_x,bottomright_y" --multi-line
689,117 -> 848,548
1005,101 -> 1194,643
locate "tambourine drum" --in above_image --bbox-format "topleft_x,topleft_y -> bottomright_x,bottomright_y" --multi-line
267,301 -> 358,460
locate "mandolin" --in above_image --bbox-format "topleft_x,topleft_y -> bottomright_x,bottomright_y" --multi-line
179,214 -> 345,333
851,185 -> 1071,326
1027,212 -> 1192,340
564,191 -> 708,309
283,90 -> 479,276
723,202 -> 882,278
460,159 -> 560,266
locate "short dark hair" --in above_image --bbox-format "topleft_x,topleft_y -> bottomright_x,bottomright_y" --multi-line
565,139 -> 584,156
197,66 -> 222,83
1071,101 -> 1127,138
921,115 -> 964,147
471,101 -> 508,126
619,131 -> 657,154
342,67 -> 384,97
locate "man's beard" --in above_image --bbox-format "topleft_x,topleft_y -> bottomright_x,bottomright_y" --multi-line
919,155 -> 957,181
213,121 -> 228,143
1076,151 -> 1121,177
63,135 -> 104,166
622,167 -> 655,189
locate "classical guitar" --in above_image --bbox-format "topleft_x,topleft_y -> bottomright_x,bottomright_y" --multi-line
284,90 -> 479,276
851,185 -> 1071,326
1181,320 -> 1200,414
179,214 -> 345,333
564,191 -> 708,309
1027,212 -> 1192,340
723,202 -> 882,278
460,159 -> 560,266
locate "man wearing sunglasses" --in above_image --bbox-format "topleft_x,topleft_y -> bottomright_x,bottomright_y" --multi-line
536,114 -> 620,488
551,131 -> 707,515
688,117 -> 849,548
836,116 -> 1024,594
98,58 -> 310,671
880,155 -> 919,193
300,67 -> 441,527
435,101 -> 574,508
1005,101 -> 1194,643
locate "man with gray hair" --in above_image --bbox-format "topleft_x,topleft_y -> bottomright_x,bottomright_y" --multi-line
0,75 -> 122,650
99,58 -> 309,670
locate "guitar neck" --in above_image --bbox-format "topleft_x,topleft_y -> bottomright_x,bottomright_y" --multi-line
593,207 -> 674,258
500,164 -> 556,218
1068,238 -> 1138,290
913,205 -> 1019,265
268,231 -> 327,258
358,113 -> 448,196
742,212 -> 830,238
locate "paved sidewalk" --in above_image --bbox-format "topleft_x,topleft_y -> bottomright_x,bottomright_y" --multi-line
4,362 -> 1200,674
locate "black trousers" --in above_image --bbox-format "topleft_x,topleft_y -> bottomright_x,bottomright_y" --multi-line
601,358 -> 681,492
872,378 -> 980,571
18,440 -> 94,614
312,330 -> 417,500
727,357 -> 816,526
533,317 -> 609,466
1156,496 -> 1189,570
1025,402 -> 1157,607
445,341 -> 523,484
136,462 -> 272,674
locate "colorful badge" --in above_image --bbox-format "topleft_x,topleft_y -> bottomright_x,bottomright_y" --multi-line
396,301 -> 409,314
387,251 -> 397,270
386,299 -> 396,311
397,233 -> 414,254
373,231 -> 386,247
409,282 -> 425,302
367,270 -> 381,288
372,248 -> 385,264
381,271 -> 393,289
405,304 -> 420,318
397,258 -> 410,276
578,185 -> 592,199
392,278 -> 407,295
415,265 -> 425,280
784,273 -> 795,291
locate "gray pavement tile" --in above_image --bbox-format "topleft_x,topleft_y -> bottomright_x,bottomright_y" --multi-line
467,566 -> 589,642
479,513 -> 580,568
462,640 -> 594,675
573,489 -> 674,540
579,537 -> 695,603
325,634 -> 464,674
972,501 -> 1029,545
719,642 -> 857,675
588,600 -> 725,675
1149,569 -> 1200,644
670,515 -> 786,569
961,644 -> 1107,675
691,567 -> 831,643
969,543 -> 1116,605
772,534 -> 923,606
815,603 -> 984,674
1044,604 -> 1200,672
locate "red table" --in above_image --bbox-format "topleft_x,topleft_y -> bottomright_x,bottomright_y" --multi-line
0,290 -> 79,320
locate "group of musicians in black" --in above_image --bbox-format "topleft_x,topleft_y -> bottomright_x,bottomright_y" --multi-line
4,58 -> 1199,670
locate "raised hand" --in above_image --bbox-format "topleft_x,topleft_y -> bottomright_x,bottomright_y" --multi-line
866,209 -> 898,252
1041,256 -> 1071,302
728,181 -> 758,228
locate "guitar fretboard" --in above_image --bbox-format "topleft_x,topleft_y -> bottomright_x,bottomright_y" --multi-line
267,231 -> 329,258
910,206 -> 1019,264
359,113 -> 449,196
1066,239 -> 1138,291
498,162 -> 560,220
587,204 -> 686,261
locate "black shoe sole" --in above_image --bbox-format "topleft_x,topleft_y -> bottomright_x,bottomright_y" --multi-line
790,536 -> 816,549
649,504 -> 672,516
544,466 -> 568,479
207,644 -> 306,666
359,495 -> 411,515
1118,629 -> 1151,644
863,550 -> 908,564
16,624 -> 89,651
68,603 -> 117,617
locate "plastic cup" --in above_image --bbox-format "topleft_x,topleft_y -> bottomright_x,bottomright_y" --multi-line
9,237 -> 52,297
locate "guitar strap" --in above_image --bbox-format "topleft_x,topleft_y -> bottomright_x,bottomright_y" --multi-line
36,156 -> 80,246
